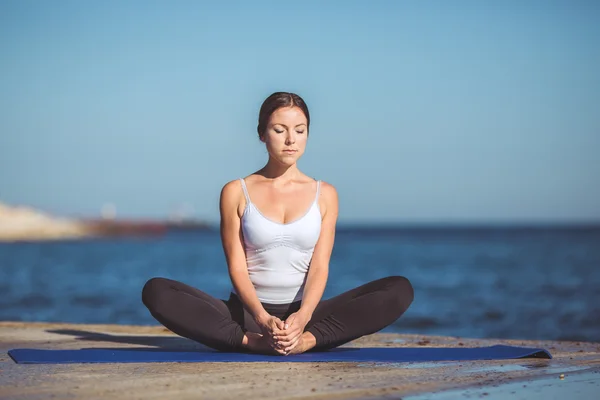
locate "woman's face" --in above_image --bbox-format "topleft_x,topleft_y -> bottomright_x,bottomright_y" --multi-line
261,106 -> 308,166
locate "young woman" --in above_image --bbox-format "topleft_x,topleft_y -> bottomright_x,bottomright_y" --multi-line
142,92 -> 414,355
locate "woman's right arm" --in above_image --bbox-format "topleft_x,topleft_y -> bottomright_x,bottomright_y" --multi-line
219,180 -> 278,328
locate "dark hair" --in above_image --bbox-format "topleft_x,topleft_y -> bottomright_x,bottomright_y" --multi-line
257,92 -> 310,139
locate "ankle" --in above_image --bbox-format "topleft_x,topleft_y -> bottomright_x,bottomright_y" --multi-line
301,331 -> 317,350
242,332 -> 262,350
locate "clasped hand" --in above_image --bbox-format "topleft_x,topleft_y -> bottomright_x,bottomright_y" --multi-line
258,311 -> 310,355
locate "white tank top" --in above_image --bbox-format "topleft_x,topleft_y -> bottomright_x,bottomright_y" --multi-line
232,178 -> 322,304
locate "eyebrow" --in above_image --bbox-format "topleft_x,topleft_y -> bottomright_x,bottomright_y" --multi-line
273,123 -> 307,128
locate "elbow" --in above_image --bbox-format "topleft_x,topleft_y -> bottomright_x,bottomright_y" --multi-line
228,263 -> 249,279
309,262 -> 329,276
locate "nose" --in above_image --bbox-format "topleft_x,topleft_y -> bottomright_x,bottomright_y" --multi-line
285,131 -> 296,145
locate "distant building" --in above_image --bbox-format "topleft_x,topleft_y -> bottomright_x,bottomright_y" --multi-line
101,203 -> 117,220
169,203 -> 195,222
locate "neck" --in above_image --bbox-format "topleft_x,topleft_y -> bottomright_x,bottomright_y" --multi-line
259,157 -> 301,183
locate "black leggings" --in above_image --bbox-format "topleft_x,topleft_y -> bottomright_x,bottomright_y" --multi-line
142,275 -> 414,352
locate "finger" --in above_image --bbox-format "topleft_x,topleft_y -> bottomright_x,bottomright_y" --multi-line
272,324 -> 290,335
265,329 -> 277,340
284,342 -> 299,353
275,328 -> 301,341
269,323 -> 285,336
273,333 -> 289,342
284,316 -> 295,329
281,325 -> 300,335
275,334 -> 296,345
271,341 -> 284,351
271,340 -> 286,352
270,319 -> 284,330
278,339 -> 297,348
277,333 -> 302,347
270,344 -> 286,355
273,333 -> 294,346
284,337 -> 301,352
273,324 -> 286,332
271,329 -> 287,338
275,318 -> 285,330
269,338 -> 287,352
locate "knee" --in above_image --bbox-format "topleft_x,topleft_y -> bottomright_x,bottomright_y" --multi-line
141,277 -> 168,310
386,275 -> 414,312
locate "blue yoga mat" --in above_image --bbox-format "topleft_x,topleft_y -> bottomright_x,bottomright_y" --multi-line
8,345 -> 551,364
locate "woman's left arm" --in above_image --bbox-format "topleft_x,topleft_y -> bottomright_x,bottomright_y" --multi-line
298,182 -> 339,320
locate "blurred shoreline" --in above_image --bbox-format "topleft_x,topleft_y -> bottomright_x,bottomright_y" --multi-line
2,201 -> 600,243
0,202 -> 210,242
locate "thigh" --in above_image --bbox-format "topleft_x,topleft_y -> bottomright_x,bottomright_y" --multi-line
154,277 -> 232,317
306,277 -> 399,327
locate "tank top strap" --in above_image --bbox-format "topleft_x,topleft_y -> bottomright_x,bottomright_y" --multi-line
315,180 -> 321,202
239,178 -> 251,205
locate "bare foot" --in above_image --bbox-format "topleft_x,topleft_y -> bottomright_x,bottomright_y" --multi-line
243,332 -> 284,355
286,332 -> 317,355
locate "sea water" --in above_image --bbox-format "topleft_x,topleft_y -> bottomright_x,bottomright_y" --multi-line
1,226 -> 599,342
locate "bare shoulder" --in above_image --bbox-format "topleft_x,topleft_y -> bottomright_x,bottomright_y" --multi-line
220,179 -> 243,199
319,181 -> 338,201
318,180 -> 339,217
219,179 -> 245,216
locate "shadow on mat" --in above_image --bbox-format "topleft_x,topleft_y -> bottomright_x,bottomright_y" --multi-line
43,329 -> 357,354
37,346 -> 356,355
74,346 -> 220,353
46,329 -> 214,351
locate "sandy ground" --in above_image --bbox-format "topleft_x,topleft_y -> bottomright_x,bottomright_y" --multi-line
1,321 -> 599,399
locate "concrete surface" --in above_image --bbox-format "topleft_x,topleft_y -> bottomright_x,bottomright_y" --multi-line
1,322 -> 599,399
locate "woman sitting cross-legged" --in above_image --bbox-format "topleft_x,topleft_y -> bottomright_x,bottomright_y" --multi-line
142,91 -> 414,355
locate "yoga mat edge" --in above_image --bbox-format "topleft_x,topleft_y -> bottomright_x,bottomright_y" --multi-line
8,345 -> 552,364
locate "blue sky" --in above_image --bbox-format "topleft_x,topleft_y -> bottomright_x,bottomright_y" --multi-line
1,0 -> 599,224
